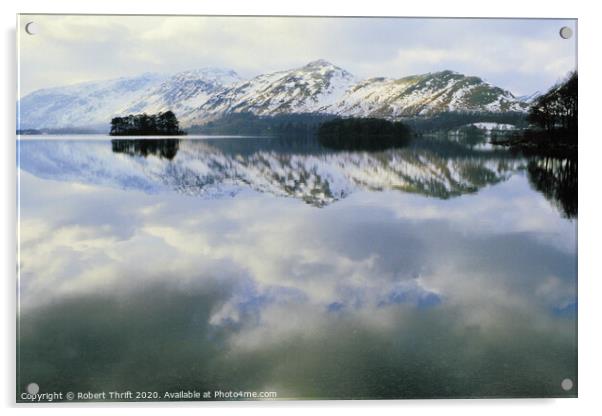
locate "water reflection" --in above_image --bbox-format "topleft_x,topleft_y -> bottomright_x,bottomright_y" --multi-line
527,157 -> 577,219
20,136 -> 528,206
17,135 -> 577,400
111,138 -> 180,160
19,136 -> 576,215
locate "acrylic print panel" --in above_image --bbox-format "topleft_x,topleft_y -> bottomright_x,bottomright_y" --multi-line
16,14 -> 577,402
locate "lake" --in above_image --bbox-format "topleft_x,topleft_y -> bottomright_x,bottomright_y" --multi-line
16,134 -> 577,400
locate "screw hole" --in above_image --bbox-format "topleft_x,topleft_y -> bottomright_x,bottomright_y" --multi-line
559,26 -> 573,39
25,22 -> 37,35
561,378 -> 573,391
26,382 -> 39,394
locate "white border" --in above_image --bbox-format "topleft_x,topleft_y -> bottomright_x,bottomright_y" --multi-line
3,1 -> 601,415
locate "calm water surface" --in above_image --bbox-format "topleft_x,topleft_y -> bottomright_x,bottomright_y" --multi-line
17,134 -> 577,400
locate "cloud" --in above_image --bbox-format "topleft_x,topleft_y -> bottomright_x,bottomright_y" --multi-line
18,15 -> 576,96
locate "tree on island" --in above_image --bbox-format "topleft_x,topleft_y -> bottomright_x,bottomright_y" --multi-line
110,111 -> 186,136
527,72 -> 577,136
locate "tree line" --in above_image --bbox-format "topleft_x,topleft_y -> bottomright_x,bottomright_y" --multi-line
188,112 -> 336,136
527,72 -> 577,136
317,117 -> 412,150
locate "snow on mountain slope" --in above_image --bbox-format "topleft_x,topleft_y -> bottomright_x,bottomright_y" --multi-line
188,60 -> 356,124
18,73 -> 168,130
18,69 -> 242,131
123,68 -> 242,122
323,70 -> 527,118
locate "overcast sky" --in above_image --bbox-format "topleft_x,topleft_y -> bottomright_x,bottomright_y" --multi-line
18,15 -> 576,97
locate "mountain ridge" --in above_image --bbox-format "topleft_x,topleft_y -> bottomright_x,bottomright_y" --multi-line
18,60 -> 530,131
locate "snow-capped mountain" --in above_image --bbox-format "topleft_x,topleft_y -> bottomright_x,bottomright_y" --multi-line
18,73 -> 167,130
18,60 -> 528,131
323,70 -> 527,118
17,68 -> 242,131
188,64 -> 526,125
187,60 -> 356,124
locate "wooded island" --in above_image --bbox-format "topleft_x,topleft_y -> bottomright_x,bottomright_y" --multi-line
110,111 -> 186,136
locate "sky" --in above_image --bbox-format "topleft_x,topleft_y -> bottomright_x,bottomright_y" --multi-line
18,15 -> 577,97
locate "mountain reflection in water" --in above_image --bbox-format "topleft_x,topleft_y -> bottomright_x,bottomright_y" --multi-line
18,135 -> 576,215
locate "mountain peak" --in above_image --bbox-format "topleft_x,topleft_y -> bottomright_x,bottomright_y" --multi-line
299,59 -> 353,78
426,70 -> 490,85
428,69 -> 462,77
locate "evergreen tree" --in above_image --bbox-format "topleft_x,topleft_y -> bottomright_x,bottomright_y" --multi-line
528,72 -> 577,136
